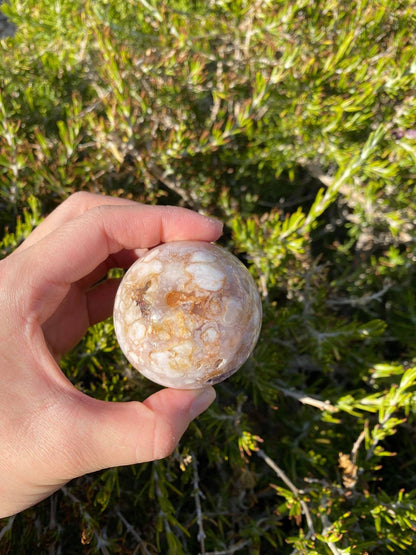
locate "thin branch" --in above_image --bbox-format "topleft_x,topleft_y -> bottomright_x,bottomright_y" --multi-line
61,486 -> 110,554
145,160 -> 197,207
328,283 -> 392,308
256,449 -> 315,539
192,455 -> 206,555
0,515 -> 15,542
116,510 -> 152,555
351,428 -> 366,465
320,506 -> 347,555
278,384 -> 338,413
205,539 -> 252,555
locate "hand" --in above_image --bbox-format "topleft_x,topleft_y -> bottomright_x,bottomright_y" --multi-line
0,192 -> 222,518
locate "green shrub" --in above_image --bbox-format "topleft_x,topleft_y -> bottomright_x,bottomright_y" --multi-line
1,0 -> 416,552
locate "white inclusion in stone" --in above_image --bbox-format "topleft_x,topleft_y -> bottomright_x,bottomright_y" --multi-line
150,351 -> 171,367
169,264 -> 188,285
172,341 -> 194,356
129,352 -> 139,365
223,298 -> 242,325
124,307 -> 140,325
141,259 -> 163,274
142,248 -> 160,263
201,326 -> 219,343
187,263 -> 225,291
131,321 -> 146,343
190,250 -> 216,263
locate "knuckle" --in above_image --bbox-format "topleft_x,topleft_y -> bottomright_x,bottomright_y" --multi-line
148,415 -> 178,461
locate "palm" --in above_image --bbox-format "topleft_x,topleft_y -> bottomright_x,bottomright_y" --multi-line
42,258 -> 125,358
42,283 -> 93,358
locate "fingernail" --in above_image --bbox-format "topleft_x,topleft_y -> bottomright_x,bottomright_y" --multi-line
189,387 -> 216,420
133,248 -> 149,258
205,215 -> 223,231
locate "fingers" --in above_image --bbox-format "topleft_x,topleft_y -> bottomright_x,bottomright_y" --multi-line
65,387 -> 216,474
141,387 -> 217,459
15,192 -> 137,253
76,249 -> 138,291
11,201 -> 223,324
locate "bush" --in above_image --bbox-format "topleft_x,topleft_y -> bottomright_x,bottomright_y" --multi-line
1,0 -> 416,552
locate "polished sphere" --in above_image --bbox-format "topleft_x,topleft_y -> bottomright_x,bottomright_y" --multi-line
113,241 -> 262,389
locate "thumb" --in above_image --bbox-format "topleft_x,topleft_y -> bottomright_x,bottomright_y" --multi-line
66,387 -> 216,475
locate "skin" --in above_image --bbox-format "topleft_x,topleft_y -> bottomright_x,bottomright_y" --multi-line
0,192 -> 222,518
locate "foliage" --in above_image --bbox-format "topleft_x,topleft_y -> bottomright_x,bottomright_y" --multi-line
2,0 -> 416,553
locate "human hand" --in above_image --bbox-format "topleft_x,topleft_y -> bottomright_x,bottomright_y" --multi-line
0,192 -> 222,518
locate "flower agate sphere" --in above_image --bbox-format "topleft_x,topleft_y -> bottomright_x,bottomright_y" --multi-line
113,241 -> 262,389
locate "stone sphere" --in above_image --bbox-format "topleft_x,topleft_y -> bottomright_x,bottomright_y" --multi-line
113,241 -> 262,389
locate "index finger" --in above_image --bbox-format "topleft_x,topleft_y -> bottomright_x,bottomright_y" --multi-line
9,203 -> 223,324
15,192 -> 138,253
